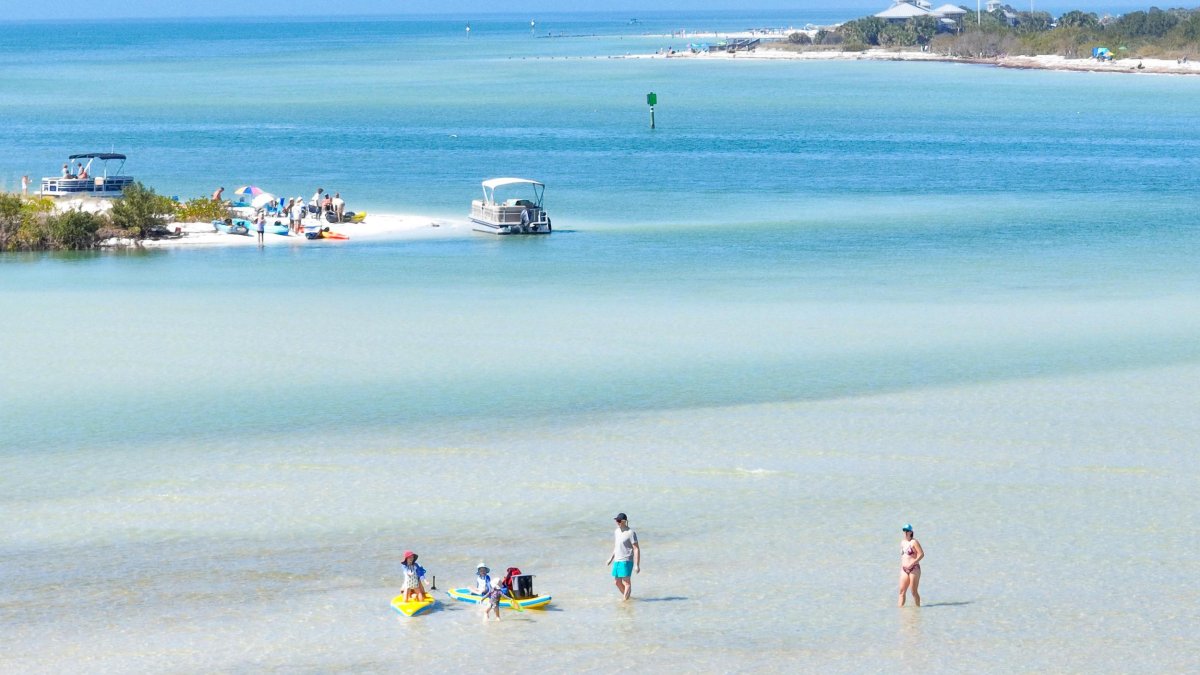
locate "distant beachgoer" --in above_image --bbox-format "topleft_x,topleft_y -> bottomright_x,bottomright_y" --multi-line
605,513 -> 640,600
291,198 -> 305,234
321,193 -> 333,215
212,186 -> 224,202
21,175 -> 29,195
898,523 -> 924,607
400,550 -> 428,603
311,188 -> 324,218
255,213 -> 265,246
332,192 -> 345,221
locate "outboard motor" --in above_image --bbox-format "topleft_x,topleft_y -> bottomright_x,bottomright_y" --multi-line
512,574 -> 535,598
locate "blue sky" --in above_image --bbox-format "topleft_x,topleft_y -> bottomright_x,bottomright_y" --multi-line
4,1 -> 1156,21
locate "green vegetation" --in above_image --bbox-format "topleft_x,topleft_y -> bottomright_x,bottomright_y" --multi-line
48,210 -> 104,250
1,194 -> 106,252
0,194 -> 60,252
779,5 -> 1200,59
108,182 -> 177,239
937,5 -> 1200,59
1,182 -> 187,252
176,196 -> 229,223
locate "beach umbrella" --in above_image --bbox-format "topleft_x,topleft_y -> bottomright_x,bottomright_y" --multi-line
250,192 -> 276,209
233,185 -> 264,198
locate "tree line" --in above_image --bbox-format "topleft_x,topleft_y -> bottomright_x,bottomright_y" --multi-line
786,5 -> 1200,59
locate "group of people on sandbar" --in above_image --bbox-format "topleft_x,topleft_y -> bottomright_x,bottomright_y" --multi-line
398,517 -> 923,619
396,512 -> 644,620
209,185 -> 350,236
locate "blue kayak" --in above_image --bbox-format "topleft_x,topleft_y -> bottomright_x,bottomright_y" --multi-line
212,218 -> 251,235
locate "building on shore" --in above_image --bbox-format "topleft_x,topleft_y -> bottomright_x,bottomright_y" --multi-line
874,1 -> 969,30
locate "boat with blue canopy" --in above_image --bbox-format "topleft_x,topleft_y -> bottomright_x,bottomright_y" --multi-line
40,153 -> 134,198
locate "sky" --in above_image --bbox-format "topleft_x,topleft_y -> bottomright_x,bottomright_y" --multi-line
1,1 -> 1164,21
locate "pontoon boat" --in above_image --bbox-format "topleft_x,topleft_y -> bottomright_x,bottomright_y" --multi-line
40,153 -> 134,198
469,178 -> 552,234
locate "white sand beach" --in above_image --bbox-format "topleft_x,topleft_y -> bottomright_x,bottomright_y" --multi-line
638,46 -> 1200,76
139,212 -> 461,248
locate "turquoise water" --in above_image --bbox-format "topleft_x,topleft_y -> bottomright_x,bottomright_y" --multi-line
2,15 -> 1200,673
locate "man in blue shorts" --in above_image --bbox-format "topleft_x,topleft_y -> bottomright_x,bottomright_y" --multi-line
605,512 -> 640,600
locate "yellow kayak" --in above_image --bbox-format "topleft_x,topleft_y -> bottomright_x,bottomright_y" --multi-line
445,588 -> 552,610
391,594 -> 437,617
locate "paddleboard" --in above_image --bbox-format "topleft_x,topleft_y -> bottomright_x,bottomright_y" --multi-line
445,588 -> 552,610
391,594 -> 437,617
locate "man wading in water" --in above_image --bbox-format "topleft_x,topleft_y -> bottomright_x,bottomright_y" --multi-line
605,512 -> 640,600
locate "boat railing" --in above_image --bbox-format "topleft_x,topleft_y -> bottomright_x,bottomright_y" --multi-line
471,201 -> 547,225
40,176 -> 135,196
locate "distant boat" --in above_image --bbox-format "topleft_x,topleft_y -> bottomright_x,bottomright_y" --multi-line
40,152 -> 134,198
469,178 -> 552,235
629,18 -> 641,25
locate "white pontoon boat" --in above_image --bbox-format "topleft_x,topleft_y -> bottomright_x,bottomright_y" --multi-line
40,153 -> 134,198
469,178 -> 552,235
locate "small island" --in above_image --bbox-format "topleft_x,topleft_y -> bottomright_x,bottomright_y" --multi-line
653,3 -> 1200,75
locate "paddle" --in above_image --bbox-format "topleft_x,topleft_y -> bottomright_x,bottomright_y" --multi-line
499,576 -> 524,613
505,587 -> 524,612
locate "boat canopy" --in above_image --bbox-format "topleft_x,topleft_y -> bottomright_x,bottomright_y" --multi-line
69,153 -> 126,161
481,177 -> 543,190
68,151 -> 127,160
480,177 -> 545,207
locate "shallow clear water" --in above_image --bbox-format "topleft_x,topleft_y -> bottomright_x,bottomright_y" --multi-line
2,13 -> 1200,673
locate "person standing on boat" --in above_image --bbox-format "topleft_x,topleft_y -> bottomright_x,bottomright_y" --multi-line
61,164 -> 71,178
606,513 -> 640,600
898,523 -> 924,607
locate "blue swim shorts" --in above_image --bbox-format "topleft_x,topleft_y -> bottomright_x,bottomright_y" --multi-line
612,560 -> 633,578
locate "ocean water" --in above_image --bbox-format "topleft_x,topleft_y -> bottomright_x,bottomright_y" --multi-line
2,14 -> 1200,673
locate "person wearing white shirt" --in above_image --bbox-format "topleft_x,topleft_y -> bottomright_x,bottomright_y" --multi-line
331,192 -> 345,221
473,563 -> 492,595
605,512 -> 640,600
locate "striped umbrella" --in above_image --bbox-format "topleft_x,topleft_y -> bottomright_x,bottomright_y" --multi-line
233,185 -> 264,197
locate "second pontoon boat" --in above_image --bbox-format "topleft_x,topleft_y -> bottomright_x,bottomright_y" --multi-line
469,178 -> 552,235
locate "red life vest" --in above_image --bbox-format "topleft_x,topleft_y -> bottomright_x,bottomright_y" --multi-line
501,567 -> 522,590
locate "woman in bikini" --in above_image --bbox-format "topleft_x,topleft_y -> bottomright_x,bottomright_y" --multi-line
898,523 -> 924,607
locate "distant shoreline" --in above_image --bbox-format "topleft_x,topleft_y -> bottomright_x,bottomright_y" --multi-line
629,46 -> 1200,77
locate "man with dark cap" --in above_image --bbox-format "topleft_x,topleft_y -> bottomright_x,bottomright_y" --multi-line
605,512 -> 640,600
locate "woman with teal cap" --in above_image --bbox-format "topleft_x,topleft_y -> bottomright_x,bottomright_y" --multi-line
898,523 -> 924,607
